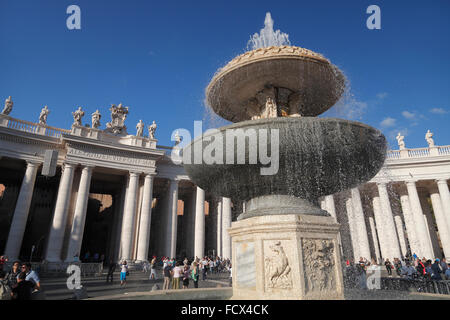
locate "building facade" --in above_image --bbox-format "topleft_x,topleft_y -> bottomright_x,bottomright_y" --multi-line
0,106 -> 449,264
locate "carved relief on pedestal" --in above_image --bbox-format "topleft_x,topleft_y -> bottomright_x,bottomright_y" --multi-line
302,239 -> 335,293
264,240 -> 292,290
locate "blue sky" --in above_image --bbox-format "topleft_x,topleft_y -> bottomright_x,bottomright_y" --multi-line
0,0 -> 449,149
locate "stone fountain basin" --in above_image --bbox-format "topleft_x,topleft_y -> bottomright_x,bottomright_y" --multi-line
206,53 -> 345,122
183,117 -> 386,203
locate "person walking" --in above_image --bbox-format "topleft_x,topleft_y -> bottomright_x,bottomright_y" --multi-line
106,260 -> 116,283
384,258 -> 392,276
431,259 -> 442,281
163,261 -> 172,290
120,260 -> 128,286
150,256 -> 157,280
172,261 -> 183,289
191,261 -> 199,288
182,264 -> 190,289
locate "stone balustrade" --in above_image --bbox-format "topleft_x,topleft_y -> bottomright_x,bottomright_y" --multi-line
386,145 -> 450,160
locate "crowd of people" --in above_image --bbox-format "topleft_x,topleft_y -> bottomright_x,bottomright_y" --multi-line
115,256 -> 232,290
0,256 -> 42,300
344,254 -> 450,290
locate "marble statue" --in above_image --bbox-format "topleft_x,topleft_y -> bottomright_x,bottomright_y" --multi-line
396,132 -> 406,150
136,120 -> 145,137
72,107 -> 85,127
105,103 -> 129,135
91,110 -> 101,129
425,130 -> 435,147
262,97 -> 278,119
2,96 -> 13,115
148,121 -> 157,139
39,106 -> 50,125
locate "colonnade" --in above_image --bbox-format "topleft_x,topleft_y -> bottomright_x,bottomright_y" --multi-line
2,161 -> 233,263
325,179 -> 450,262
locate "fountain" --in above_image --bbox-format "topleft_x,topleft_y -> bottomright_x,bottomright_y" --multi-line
183,13 -> 387,299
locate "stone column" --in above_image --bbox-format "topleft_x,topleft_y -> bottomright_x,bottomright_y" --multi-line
345,198 -> 360,260
399,192 -> 421,257
65,165 -> 93,261
430,188 -> 450,259
4,161 -> 40,260
436,179 -> 450,232
120,172 -> 140,261
394,215 -> 408,258
194,187 -> 205,259
167,179 -> 179,258
222,197 -> 232,260
136,174 -> 155,262
405,181 -> 434,259
377,183 -> 402,260
351,188 -> 371,260
368,216 -> 381,263
372,196 -> 390,260
216,200 -> 222,257
45,163 -> 76,262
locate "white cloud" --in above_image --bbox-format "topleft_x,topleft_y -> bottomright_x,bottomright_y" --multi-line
402,110 -> 416,120
430,108 -> 448,114
376,92 -> 388,99
380,117 -> 396,128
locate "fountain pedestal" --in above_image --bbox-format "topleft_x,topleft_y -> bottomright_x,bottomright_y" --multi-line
228,213 -> 344,300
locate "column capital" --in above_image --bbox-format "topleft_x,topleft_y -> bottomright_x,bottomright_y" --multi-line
128,171 -> 141,178
25,160 -> 41,167
436,178 -> 449,185
405,180 -> 418,186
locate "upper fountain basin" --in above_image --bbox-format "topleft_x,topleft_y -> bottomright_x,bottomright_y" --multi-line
183,117 -> 387,202
206,46 -> 346,122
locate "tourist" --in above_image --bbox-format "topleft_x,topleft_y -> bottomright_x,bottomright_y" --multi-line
209,258 -> 215,274
0,271 -> 12,300
163,261 -> 173,290
356,258 -> 367,289
11,272 -> 34,300
191,261 -> 199,288
21,263 -> 40,291
172,261 -> 183,289
120,260 -> 128,286
0,256 -> 7,272
445,264 -> 450,280
150,256 -> 157,280
94,253 -> 99,262
6,261 -> 20,290
400,262 -> 417,280
394,258 -> 402,276
431,259 -> 442,281
201,257 -> 208,280
440,258 -> 448,273
425,260 -> 433,280
416,258 -> 426,277
384,258 -> 392,276
106,260 -> 116,283
142,261 -> 149,273
229,264 -> 232,287
182,264 -> 190,289
183,257 -> 189,266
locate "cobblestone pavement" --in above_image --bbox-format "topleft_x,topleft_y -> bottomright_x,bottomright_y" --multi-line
40,269 -> 231,300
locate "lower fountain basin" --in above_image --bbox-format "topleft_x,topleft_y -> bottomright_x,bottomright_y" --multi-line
183,117 -> 387,203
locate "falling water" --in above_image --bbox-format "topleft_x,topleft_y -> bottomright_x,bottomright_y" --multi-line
247,12 -> 291,50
